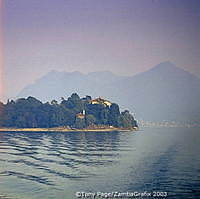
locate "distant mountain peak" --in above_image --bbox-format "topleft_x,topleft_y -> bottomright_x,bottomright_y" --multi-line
47,70 -> 60,75
87,70 -> 116,76
152,61 -> 178,70
148,61 -> 191,76
148,61 -> 200,81
158,61 -> 175,65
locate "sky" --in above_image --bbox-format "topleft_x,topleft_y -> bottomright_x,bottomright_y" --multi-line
0,0 -> 3,99
1,0 -> 200,100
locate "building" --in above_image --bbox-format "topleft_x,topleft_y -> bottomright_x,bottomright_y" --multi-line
90,97 -> 112,107
76,110 -> 85,119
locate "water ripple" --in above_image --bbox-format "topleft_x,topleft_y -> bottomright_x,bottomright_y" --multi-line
0,171 -> 55,186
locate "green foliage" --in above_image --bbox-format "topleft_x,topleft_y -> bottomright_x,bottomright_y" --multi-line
86,104 -> 109,125
0,102 -> 5,126
0,94 -> 137,129
108,103 -> 120,127
118,110 -> 138,128
85,114 -> 96,126
74,118 -> 86,129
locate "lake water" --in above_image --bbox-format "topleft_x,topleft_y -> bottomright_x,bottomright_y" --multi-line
0,128 -> 199,199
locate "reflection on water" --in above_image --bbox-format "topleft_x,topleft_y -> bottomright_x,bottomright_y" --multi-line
0,128 -> 200,199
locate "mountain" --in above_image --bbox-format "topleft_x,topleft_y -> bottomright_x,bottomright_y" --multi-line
17,62 -> 200,122
111,62 -> 200,122
18,70 -> 124,102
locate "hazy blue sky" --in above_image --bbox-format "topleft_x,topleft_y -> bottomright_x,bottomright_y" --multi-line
1,0 -> 200,98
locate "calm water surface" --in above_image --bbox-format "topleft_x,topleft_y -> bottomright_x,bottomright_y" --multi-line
0,128 -> 199,199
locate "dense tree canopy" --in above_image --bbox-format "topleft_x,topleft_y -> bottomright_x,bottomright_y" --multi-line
0,93 -> 138,129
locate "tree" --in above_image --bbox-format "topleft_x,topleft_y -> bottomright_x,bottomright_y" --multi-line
108,103 -> 120,127
0,102 -> 4,126
118,110 -> 137,128
51,100 -> 58,105
74,118 -> 86,129
85,114 -> 96,126
1,94 -> 137,129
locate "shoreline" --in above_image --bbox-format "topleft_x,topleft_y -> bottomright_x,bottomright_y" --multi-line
0,127 -> 138,133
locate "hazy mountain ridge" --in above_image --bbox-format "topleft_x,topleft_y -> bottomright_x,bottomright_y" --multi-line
17,62 -> 200,122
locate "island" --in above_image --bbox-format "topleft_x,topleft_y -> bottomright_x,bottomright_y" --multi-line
0,93 -> 138,132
